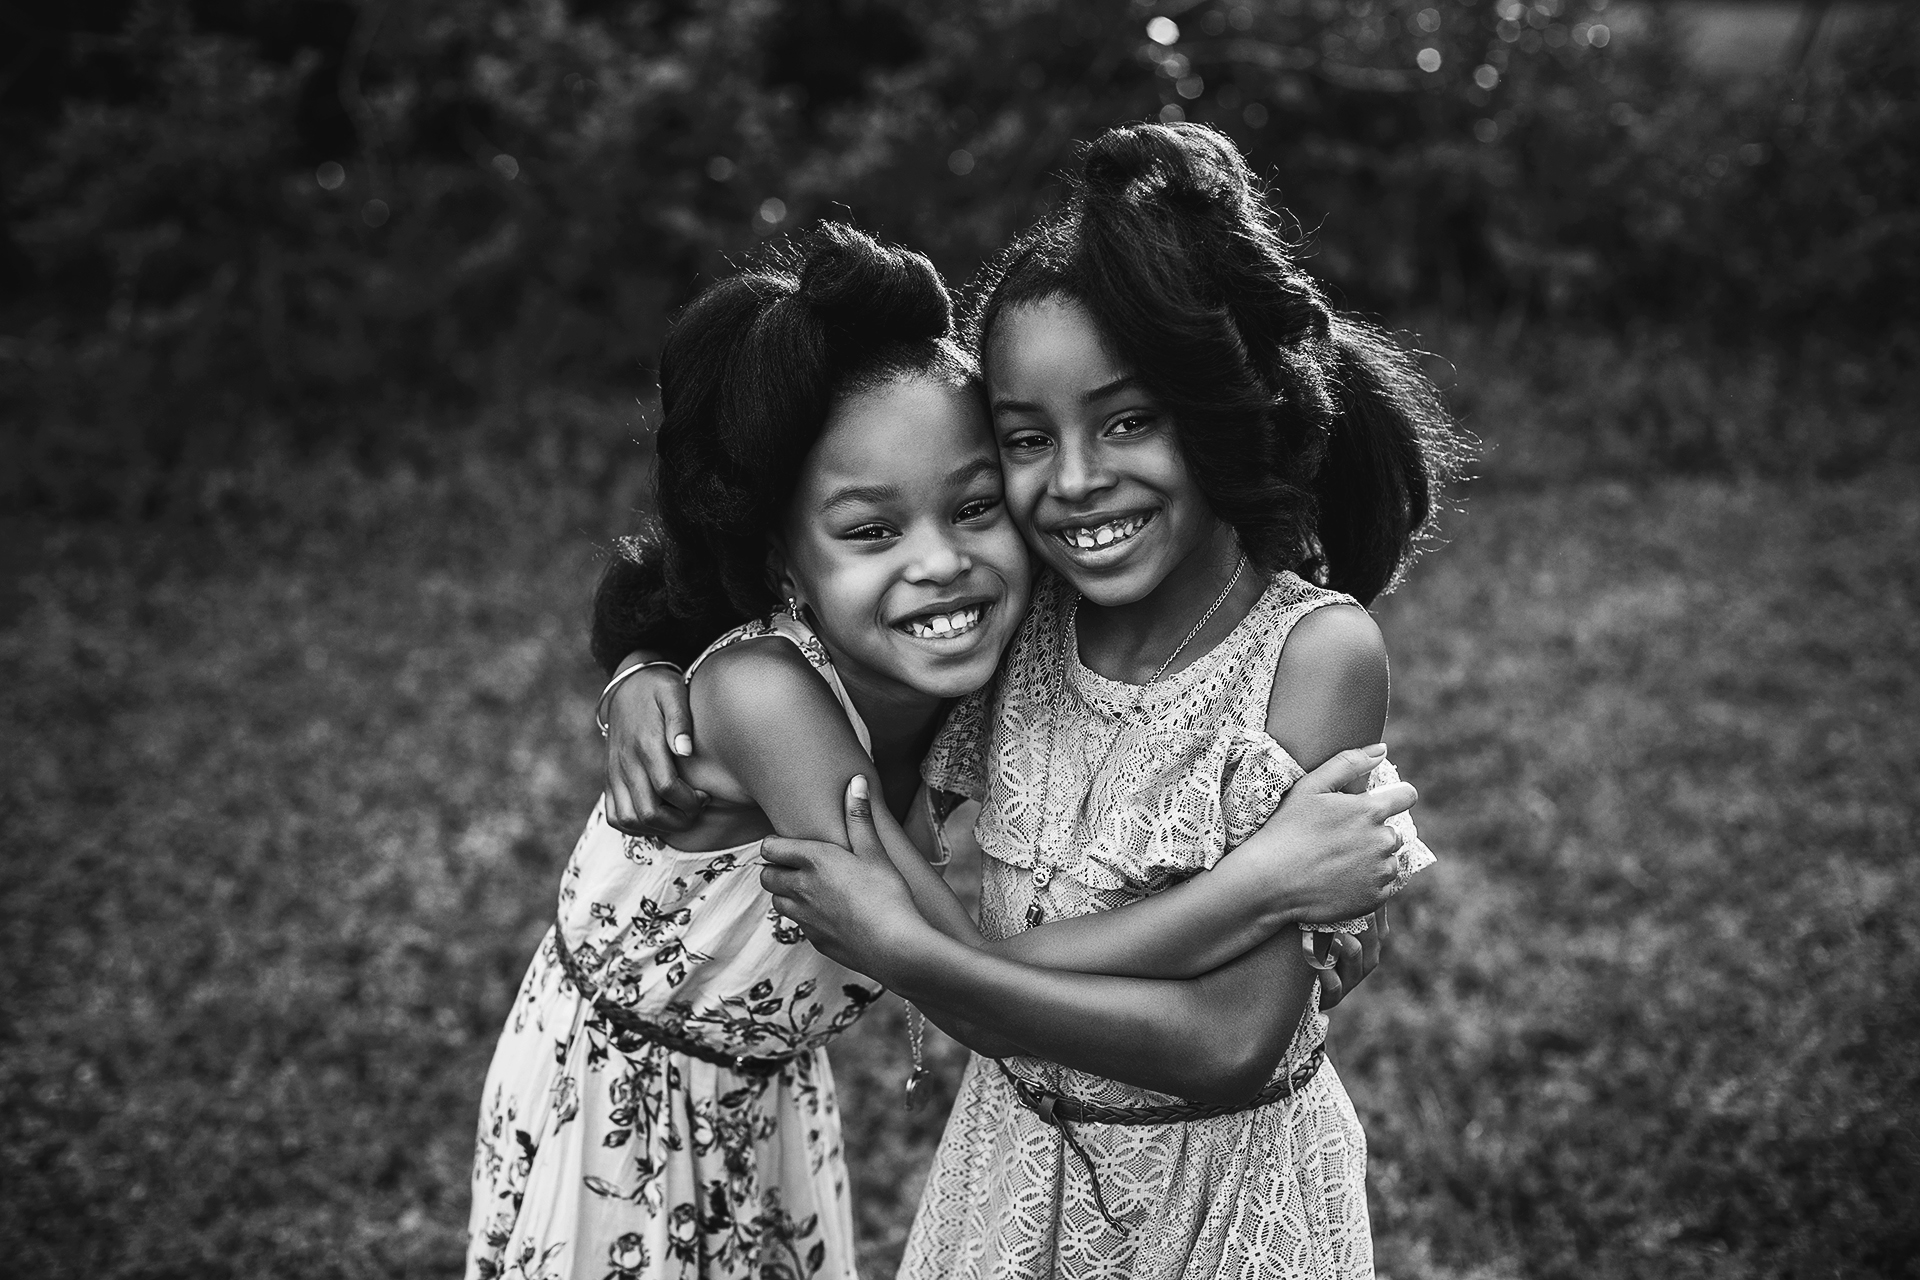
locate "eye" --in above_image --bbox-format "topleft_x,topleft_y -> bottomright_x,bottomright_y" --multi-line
1000,430 -> 1052,455
956,495 -> 1002,523
841,522 -> 897,542
1106,412 -> 1158,438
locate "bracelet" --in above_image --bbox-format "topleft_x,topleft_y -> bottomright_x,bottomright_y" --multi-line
595,660 -> 683,739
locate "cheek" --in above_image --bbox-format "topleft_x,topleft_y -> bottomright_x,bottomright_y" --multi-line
999,468 -> 1046,530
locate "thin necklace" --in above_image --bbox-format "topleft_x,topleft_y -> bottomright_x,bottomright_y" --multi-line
1026,553 -> 1249,928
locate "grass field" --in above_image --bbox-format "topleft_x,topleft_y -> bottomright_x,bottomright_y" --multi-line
3,430 -> 1916,1277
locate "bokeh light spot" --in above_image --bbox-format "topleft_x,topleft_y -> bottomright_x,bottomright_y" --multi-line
947,149 -> 975,176
1589,23 -> 1610,46
1159,102 -> 1186,123
1147,16 -> 1179,45
706,156 -> 735,182
1474,64 -> 1500,90
1417,47 -> 1443,72
1177,75 -> 1204,99
315,161 -> 345,191
491,154 -> 519,181
757,197 -> 787,225
1473,118 -> 1499,143
1416,8 -> 1442,33
1243,102 -> 1269,128
361,199 -> 390,228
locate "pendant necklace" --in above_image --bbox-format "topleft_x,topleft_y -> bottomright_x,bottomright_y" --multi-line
1025,553 -> 1249,928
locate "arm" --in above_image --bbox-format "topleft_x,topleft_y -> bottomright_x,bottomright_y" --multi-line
765,785 -> 1313,1104
763,605 -> 1399,1098
602,651 -> 709,835
982,604 -> 1405,979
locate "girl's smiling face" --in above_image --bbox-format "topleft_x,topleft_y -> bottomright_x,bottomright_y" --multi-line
986,295 -> 1220,608
778,374 -> 1031,706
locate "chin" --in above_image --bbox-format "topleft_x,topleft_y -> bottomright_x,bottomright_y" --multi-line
910,652 -> 1003,699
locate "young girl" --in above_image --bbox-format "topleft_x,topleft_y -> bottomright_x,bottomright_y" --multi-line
596,123 -> 1460,1279
471,216 -> 1415,1280
465,224 -> 1035,1280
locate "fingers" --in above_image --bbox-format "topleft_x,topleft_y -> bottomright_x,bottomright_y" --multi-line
758,838 -> 810,869
658,686 -> 696,760
845,774 -> 873,825
637,732 -> 706,821
1321,934 -> 1365,1008
1365,780 -> 1418,820
1297,743 -> 1389,796
841,775 -> 890,860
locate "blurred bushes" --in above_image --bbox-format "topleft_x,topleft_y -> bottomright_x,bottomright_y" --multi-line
3,0 -> 1916,514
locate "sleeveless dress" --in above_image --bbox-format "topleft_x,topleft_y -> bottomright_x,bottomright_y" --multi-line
467,616 -> 885,1280
903,571 -> 1433,1280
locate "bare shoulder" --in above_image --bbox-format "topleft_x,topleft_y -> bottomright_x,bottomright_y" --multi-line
1264,602 -> 1390,770
688,637 -> 843,740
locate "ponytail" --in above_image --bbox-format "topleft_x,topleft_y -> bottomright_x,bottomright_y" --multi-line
970,122 -> 1465,604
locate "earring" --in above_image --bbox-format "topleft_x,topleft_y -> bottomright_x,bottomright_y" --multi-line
784,597 -> 806,622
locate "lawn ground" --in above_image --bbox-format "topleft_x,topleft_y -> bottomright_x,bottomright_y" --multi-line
2,451 -> 1915,1278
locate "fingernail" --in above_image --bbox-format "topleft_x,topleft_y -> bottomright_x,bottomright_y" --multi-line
848,775 -> 869,800
673,734 -> 694,757
1365,743 -> 1388,756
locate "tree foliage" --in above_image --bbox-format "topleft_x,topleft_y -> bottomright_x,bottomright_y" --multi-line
2,0 -> 1914,505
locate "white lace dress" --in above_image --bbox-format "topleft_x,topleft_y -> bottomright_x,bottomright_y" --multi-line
467,616 -> 885,1280
902,571 -> 1432,1280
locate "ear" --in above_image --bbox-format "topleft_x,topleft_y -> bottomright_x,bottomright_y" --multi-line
765,537 -> 800,606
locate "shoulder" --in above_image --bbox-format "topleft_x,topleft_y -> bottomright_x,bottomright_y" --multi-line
689,635 -> 841,728
1264,601 -> 1390,769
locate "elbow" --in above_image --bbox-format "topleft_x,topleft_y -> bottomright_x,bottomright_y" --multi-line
1178,1034 -> 1283,1108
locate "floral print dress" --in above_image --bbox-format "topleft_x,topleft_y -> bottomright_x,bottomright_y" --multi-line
903,571 -> 1433,1280
467,616 -> 884,1280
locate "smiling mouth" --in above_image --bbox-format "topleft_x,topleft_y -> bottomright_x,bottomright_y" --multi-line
897,604 -> 988,641
1054,512 -> 1153,552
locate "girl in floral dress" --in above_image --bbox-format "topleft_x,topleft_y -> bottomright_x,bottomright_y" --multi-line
598,123 -> 1461,1279
465,224 -> 1037,1280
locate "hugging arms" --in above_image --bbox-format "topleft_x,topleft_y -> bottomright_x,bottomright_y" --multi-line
598,600 -> 1413,1105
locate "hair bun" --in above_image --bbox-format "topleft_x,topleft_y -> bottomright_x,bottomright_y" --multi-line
796,222 -> 952,344
1081,122 -> 1251,214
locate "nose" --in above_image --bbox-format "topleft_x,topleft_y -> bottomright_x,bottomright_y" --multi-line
1049,435 -> 1113,505
904,525 -> 971,585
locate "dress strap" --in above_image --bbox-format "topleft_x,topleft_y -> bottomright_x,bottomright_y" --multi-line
682,614 -> 873,755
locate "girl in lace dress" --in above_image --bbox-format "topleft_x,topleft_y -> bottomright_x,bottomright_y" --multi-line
593,125 -> 1460,1279
754,124 -> 1462,1280
464,225 -> 1039,1280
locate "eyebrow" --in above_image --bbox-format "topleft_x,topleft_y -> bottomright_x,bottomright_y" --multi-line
990,373 -> 1140,416
818,457 -> 999,515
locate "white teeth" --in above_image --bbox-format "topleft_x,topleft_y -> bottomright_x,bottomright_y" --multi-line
903,606 -> 984,640
1060,515 -> 1148,551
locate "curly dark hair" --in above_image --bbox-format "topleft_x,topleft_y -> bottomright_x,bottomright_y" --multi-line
968,121 -> 1466,605
590,222 -> 977,672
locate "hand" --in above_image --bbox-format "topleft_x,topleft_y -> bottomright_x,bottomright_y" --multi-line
1315,905 -> 1388,1009
1256,744 -> 1417,925
604,658 -> 708,836
760,777 -> 925,979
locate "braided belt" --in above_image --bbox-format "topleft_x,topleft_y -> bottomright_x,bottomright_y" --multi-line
550,923 -> 801,1080
997,1043 -> 1326,1228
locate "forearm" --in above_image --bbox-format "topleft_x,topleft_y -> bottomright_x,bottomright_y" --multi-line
881,925 -> 1314,1103
988,832 -> 1306,979
913,1003 -> 1025,1059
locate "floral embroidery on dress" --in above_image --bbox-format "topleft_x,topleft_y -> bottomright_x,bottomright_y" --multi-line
467,615 -> 882,1280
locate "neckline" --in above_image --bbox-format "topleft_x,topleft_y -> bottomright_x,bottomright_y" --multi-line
1064,571 -> 1284,708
